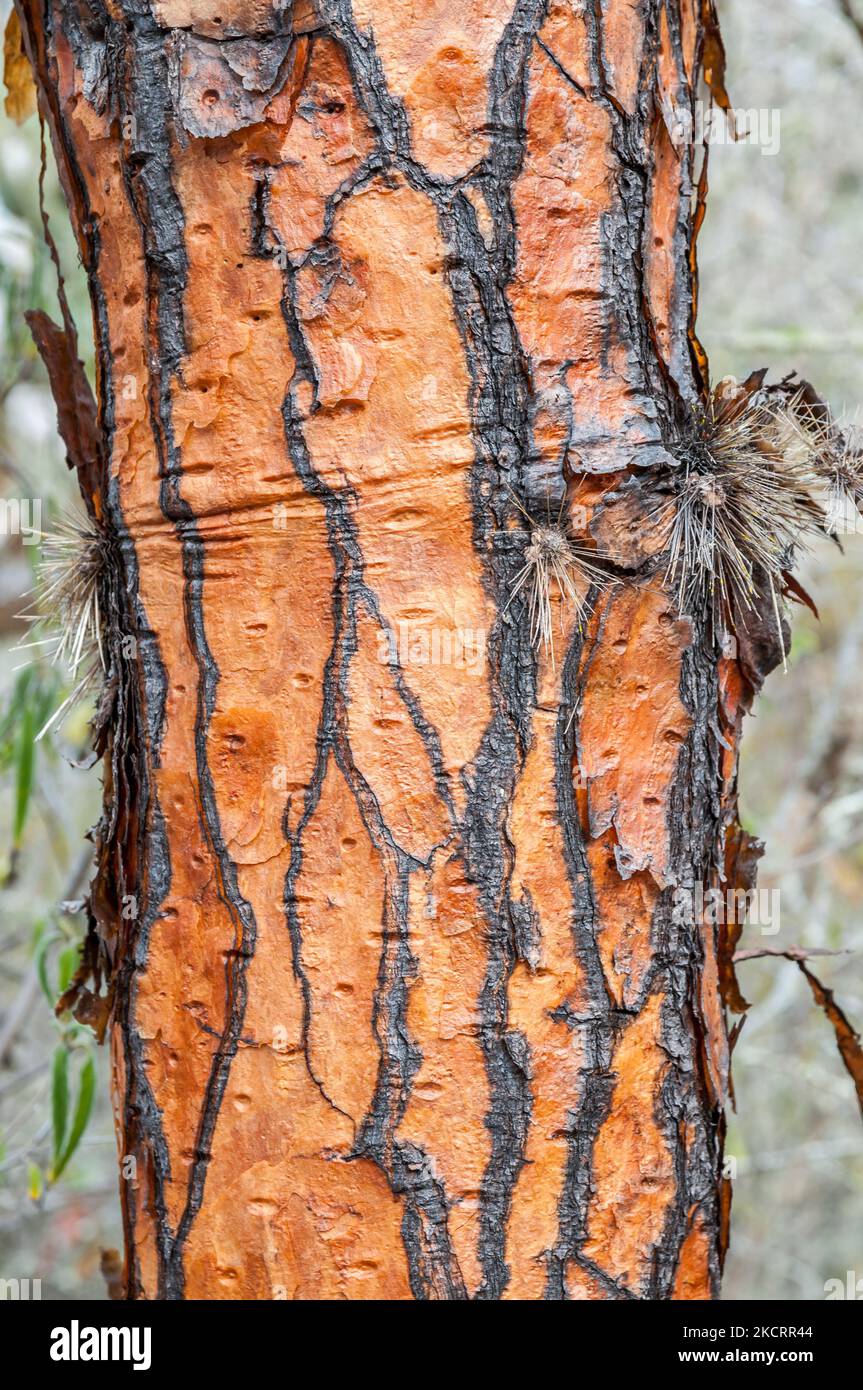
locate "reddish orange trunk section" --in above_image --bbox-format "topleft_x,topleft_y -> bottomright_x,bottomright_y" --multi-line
18,0 -> 743,1299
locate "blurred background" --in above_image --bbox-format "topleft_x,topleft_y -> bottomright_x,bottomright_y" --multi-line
0,0 -> 861,1300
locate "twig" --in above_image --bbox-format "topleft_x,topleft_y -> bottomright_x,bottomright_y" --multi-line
838,0 -> 863,44
0,1059 -> 48,1098
0,968 -> 41,1069
735,946 -> 863,1122
734,945 -> 850,964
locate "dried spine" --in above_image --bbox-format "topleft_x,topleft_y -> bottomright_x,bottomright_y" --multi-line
780,403 -> 863,538
507,494 -> 606,665
657,385 -> 824,658
15,507 -> 108,740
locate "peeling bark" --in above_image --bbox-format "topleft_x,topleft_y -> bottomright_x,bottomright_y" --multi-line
15,0 -> 760,1300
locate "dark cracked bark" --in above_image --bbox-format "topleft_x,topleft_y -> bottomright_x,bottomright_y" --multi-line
14,0 -> 761,1299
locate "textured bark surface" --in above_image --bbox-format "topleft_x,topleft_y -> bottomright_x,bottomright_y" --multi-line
16,0 -> 757,1300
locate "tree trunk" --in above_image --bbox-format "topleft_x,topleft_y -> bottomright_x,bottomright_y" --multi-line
16,0 -> 753,1300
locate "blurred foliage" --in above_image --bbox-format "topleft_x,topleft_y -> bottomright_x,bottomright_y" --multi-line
705,0 -> 863,1300
1,668 -> 61,866
0,0 -> 110,1299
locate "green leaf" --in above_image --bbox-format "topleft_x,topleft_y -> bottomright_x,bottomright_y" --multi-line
0,669 -> 31,749
0,675 -> 26,773
34,677 -> 62,753
35,930 -> 61,1007
27,1163 -> 44,1202
51,1045 -> 69,1165
57,944 -> 79,996
51,1053 -> 96,1182
12,697 -> 35,849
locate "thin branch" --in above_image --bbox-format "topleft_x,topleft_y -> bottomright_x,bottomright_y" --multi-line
734,945 -> 850,964
838,0 -> 863,44
735,946 -> 863,1122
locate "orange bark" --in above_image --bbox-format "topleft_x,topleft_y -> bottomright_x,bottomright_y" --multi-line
17,0 -> 753,1299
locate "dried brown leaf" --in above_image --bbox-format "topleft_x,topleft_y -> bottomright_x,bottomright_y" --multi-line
781,570 -> 820,620
100,1248 -> 126,1301
735,946 -> 863,1123
3,9 -> 36,124
701,1 -> 733,119
25,309 -> 102,500
798,962 -> 863,1123
719,827 -> 764,1014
